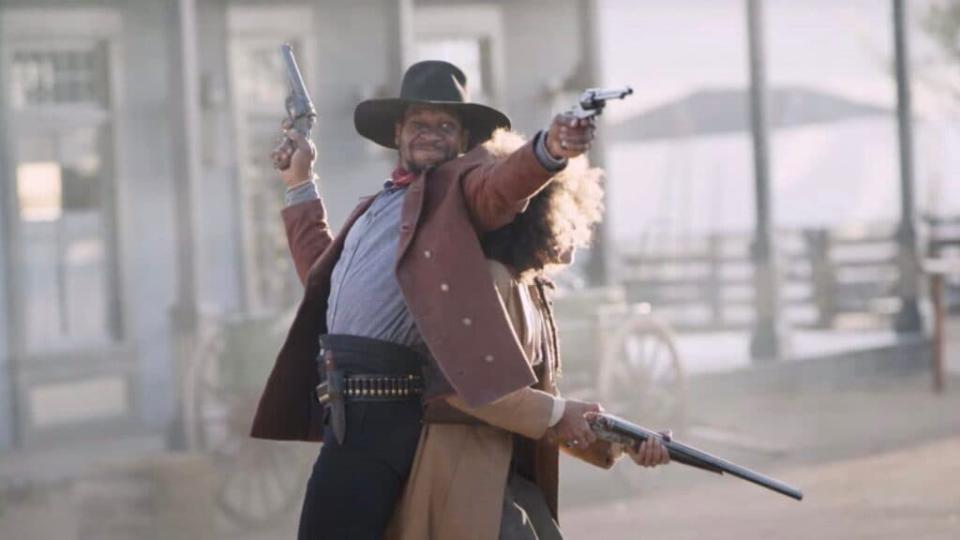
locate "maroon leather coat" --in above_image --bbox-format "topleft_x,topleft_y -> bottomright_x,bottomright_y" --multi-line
250,138 -> 558,441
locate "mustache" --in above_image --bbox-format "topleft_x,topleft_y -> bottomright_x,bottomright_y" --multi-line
409,143 -> 457,162
411,142 -> 449,151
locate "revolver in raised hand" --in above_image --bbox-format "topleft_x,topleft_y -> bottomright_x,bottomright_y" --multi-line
278,43 -> 316,170
569,86 -> 633,119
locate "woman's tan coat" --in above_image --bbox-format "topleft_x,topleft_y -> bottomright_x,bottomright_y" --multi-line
386,261 -> 619,540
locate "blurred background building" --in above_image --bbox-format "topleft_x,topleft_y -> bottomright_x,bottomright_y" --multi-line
1,0 -> 958,449
0,0 -> 600,457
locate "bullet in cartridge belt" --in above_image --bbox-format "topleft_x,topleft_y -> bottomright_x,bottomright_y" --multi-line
317,374 -> 423,403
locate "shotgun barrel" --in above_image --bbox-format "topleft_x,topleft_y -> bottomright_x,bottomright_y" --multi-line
588,413 -> 803,501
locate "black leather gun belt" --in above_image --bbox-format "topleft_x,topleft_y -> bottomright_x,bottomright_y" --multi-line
317,374 -> 423,403
315,334 -> 427,444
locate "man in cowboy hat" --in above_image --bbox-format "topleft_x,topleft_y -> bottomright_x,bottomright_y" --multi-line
252,60 -> 653,539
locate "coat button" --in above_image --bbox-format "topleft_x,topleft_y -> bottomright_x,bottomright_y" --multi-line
484,354 -> 495,363
440,283 -> 450,292
400,223 -> 412,232
462,317 -> 472,326
423,249 -> 432,258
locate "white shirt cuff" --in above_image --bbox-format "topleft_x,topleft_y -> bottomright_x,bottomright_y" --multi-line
548,397 -> 566,427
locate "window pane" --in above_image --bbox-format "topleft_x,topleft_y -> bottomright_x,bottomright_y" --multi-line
10,45 -> 107,109
16,127 -> 115,352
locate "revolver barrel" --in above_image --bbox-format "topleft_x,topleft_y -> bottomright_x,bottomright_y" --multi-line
579,86 -> 634,110
280,43 -> 317,137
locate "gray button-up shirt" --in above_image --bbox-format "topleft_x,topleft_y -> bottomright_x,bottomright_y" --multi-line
324,181 -> 427,350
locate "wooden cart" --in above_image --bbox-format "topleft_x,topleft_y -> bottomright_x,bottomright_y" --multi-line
183,311 -> 314,530
551,285 -> 687,433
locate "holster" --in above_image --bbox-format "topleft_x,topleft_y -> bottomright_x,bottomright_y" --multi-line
314,334 -> 429,446
317,349 -> 347,445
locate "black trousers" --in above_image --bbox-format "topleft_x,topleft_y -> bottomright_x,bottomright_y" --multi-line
297,335 -> 425,540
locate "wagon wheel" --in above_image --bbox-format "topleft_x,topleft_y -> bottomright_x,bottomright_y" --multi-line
595,304 -> 687,434
594,305 -> 687,491
185,319 -> 313,530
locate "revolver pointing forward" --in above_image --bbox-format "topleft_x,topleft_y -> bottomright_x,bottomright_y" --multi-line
569,86 -> 633,119
546,86 -> 632,158
276,43 -> 316,172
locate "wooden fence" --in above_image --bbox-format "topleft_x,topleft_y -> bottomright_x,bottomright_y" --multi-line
616,225 -> 903,331
927,215 -> 960,312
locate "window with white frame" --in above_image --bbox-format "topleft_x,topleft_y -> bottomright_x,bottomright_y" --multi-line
6,38 -> 121,353
10,46 -> 108,109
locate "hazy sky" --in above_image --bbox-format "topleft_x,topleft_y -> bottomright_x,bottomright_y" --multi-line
595,0 -> 959,237
598,0 -> 956,121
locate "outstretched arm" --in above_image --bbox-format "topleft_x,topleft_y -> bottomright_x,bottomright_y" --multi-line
462,115 -> 595,232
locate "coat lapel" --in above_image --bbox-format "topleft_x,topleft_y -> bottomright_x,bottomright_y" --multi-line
395,171 -> 428,264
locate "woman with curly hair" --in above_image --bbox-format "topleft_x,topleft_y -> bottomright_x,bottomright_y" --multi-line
388,132 -> 669,540
481,146 -> 605,281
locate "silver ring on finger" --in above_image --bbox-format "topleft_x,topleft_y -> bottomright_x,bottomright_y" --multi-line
565,439 -> 579,448
560,140 -> 568,150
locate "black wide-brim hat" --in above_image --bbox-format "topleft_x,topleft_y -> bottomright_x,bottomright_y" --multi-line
354,60 -> 511,150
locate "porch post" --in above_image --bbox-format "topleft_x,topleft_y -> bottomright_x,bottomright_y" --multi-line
0,16 -> 20,450
746,0 -> 788,361
167,0 -> 203,449
891,0 -> 923,332
580,0 -> 610,286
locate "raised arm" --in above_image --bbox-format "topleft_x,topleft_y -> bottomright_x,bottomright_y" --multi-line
272,125 -> 334,284
281,196 -> 333,284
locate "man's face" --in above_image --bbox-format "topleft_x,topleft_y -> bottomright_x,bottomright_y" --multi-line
394,105 -> 468,173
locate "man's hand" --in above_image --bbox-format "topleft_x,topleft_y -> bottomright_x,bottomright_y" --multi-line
549,399 -> 601,450
545,113 -> 596,160
271,118 -> 317,187
625,430 -> 672,468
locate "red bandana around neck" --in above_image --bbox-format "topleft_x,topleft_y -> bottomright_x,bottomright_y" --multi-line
390,166 -> 417,187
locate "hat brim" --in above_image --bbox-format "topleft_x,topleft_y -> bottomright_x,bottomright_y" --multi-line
354,98 -> 511,150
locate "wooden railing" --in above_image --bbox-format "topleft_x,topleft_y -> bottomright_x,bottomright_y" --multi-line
927,215 -> 960,314
616,225 -> 903,331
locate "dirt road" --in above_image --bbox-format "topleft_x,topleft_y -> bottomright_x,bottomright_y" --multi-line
562,436 -> 960,539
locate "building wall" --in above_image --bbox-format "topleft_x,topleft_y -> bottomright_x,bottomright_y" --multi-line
0,0 -> 182,445
501,0 -> 584,134
414,0 -> 586,137
0,10 -> 14,451
119,0 -> 180,433
195,0 -> 245,314
309,0 -> 406,228
0,0 -> 589,450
